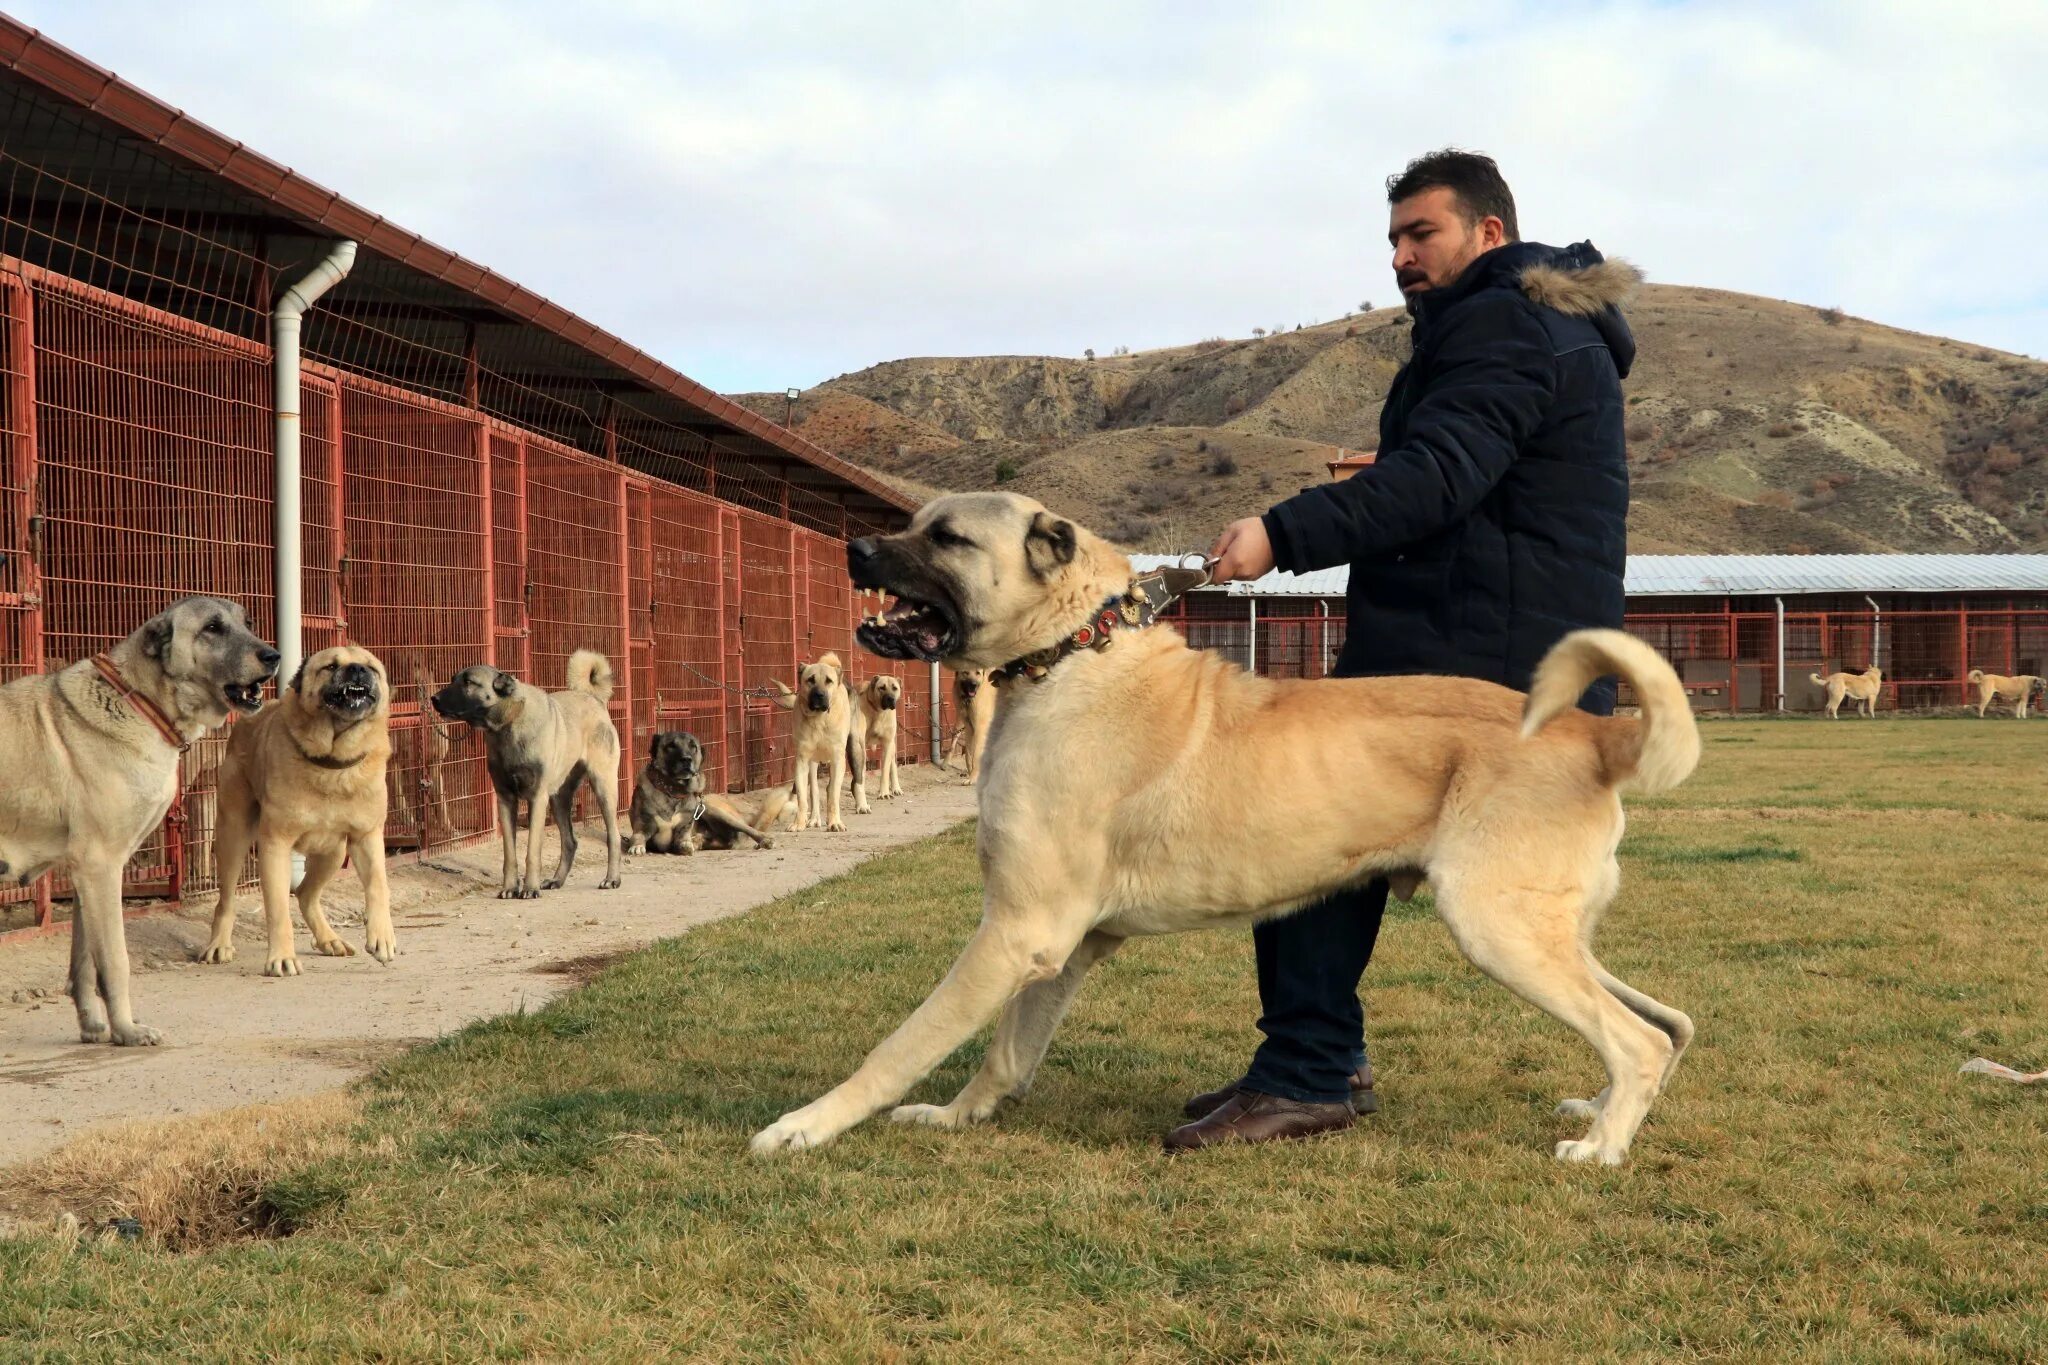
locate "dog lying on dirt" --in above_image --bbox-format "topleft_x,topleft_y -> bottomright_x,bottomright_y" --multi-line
1966,669 -> 2043,719
431,651 -> 622,898
945,668 -> 996,780
201,644 -> 395,976
1811,665 -> 1882,719
772,653 -> 858,830
751,491 -> 1701,1167
629,730 -> 789,853
0,596 -> 277,1044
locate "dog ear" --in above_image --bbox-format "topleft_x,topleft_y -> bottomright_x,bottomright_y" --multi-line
492,671 -> 518,697
286,660 -> 305,695
139,615 -> 173,661
649,732 -> 664,759
1025,512 -> 1077,579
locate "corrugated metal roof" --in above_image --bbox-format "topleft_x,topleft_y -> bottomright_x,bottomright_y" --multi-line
1131,553 -> 2048,598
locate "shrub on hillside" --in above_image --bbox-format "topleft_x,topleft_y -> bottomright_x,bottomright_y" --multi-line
994,458 -> 1018,483
1208,454 -> 1238,477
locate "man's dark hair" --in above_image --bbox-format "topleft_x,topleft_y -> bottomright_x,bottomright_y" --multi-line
1386,149 -> 1519,242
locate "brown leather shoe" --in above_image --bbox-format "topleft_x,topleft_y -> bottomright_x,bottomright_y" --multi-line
1182,1062 -> 1377,1120
1162,1089 -> 1355,1152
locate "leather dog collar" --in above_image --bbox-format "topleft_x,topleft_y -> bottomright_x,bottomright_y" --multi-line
89,654 -> 190,753
990,564 -> 1211,687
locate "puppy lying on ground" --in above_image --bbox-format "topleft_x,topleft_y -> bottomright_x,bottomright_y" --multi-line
201,645 -> 395,977
1811,664 -> 1882,719
630,730 -> 789,853
753,491 -> 1701,1168
1967,669 -> 2043,719
431,651 -> 623,897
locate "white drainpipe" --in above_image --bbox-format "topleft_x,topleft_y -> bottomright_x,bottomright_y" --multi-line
273,240 -> 359,683
1247,596 -> 1259,674
929,660 -> 942,763
1774,597 -> 1785,712
1864,594 -> 1882,669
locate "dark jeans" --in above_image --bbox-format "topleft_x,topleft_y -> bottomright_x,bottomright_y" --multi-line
1240,880 -> 1389,1104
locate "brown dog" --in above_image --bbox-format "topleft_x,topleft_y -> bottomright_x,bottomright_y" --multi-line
850,675 -> 904,809
1811,665 -> 1882,719
945,668 -> 997,780
1967,669 -> 2044,719
753,492 -> 1700,1166
202,645 -> 395,977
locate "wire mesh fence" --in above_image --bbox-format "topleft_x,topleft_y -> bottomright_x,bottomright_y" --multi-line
0,257 -> 945,941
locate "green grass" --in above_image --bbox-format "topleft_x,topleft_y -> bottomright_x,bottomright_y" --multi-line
6,718 -> 2048,1360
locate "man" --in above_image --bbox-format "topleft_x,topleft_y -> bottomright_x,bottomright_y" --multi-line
1167,148 -> 1637,1150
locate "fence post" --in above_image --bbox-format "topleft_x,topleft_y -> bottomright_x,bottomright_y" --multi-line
1958,607 -> 1970,708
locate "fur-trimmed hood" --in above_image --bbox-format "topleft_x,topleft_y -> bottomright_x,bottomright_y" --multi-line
1415,239 -> 1639,379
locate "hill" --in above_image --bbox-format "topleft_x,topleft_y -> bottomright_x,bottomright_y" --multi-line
734,285 -> 2048,553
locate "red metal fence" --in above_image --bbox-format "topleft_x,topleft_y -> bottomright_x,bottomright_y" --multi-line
0,259 -> 948,940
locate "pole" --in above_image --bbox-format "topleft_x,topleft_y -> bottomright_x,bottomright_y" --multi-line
273,239 -> 358,683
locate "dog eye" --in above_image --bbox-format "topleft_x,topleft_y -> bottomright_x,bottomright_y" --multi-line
202,618 -> 223,634
929,525 -> 976,550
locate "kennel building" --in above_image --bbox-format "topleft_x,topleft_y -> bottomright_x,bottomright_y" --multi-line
0,21 -> 944,938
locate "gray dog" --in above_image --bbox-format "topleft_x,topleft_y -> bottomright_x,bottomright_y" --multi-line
630,731 -> 789,853
430,651 -> 622,898
0,596 -> 277,1044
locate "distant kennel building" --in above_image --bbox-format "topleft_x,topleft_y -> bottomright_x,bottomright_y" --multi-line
1131,554 -> 2048,712
0,21 -> 941,938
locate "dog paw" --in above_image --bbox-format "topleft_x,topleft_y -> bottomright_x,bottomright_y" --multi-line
854,802 -> 872,816
314,936 -> 356,958
889,1103 -> 974,1131
827,818 -> 847,832
1554,1098 -> 1599,1120
540,878 -> 563,891
749,1112 -> 837,1157
1553,1138 -> 1625,1166
198,942 -> 236,965
111,1022 -> 163,1047
497,888 -> 521,900
518,887 -> 541,900
599,876 -> 621,889
365,934 -> 397,965
754,836 -> 775,851
264,955 -> 303,978
77,1020 -> 111,1045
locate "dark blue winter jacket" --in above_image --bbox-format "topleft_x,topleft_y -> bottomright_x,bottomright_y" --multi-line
1261,240 -> 1636,710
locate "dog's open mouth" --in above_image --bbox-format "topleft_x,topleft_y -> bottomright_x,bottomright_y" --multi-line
858,595 -> 958,662
223,681 -> 266,713
324,681 -> 377,716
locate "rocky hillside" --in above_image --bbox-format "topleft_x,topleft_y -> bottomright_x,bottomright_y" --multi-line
735,285 -> 2048,553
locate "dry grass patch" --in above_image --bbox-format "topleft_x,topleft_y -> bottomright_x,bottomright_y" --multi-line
0,1092 -> 364,1252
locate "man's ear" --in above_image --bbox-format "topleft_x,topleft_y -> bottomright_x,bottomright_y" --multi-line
1025,512 -> 1077,579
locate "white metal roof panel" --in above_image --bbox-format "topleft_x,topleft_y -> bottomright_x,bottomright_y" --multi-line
1130,553 -> 2048,598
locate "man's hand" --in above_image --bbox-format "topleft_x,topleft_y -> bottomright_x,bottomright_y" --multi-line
1208,516 -> 1276,583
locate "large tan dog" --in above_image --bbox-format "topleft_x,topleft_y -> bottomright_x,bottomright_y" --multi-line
430,651 -> 623,898
1811,665 -> 1882,719
772,653 -> 858,830
201,645 -> 395,977
1967,669 -> 2043,719
752,492 -> 1701,1167
945,668 -> 996,780
0,597 -> 277,1045
850,674 -> 904,808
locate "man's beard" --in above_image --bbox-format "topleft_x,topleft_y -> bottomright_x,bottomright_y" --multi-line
1400,243 -> 1483,315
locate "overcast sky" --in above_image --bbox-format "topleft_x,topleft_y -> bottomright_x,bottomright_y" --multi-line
12,1 -> 2045,392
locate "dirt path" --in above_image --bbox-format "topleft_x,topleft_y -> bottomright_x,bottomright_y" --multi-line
0,768 -> 976,1165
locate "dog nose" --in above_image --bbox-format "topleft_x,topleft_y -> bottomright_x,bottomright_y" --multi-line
847,538 -> 879,585
256,646 -> 281,671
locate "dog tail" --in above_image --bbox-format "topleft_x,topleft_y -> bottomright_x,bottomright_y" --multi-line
754,785 -> 792,829
566,649 -> 614,703
1523,628 -> 1701,796
1809,672 -> 1830,687
769,679 -> 796,712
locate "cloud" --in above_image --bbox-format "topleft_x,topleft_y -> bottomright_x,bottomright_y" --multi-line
10,0 -> 2046,389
